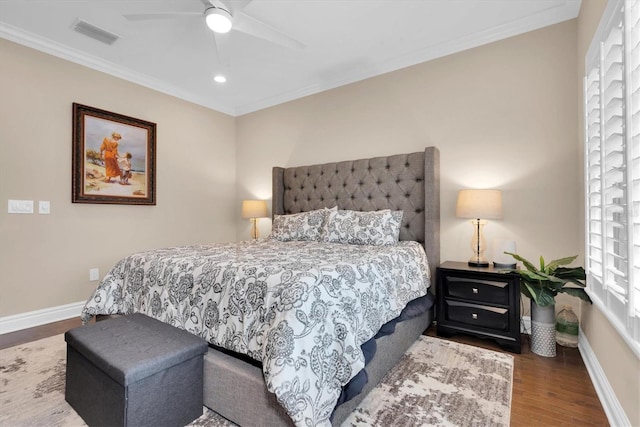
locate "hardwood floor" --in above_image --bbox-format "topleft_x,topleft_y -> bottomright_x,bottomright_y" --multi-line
0,318 -> 87,350
424,329 -> 609,427
0,319 -> 609,426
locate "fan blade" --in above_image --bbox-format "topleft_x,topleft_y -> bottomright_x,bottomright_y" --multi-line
202,0 -> 251,11
123,12 -> 201,21
203,0 -> 252,13
233,10 -> 304,49
211,32 -> 229,66
229,0 -> 253,11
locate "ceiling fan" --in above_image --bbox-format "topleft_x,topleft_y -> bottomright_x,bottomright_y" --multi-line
123,0 -> 305,50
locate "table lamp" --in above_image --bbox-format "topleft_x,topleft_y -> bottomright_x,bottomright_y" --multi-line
456,189 -> 503,267
241,200 -> 268,240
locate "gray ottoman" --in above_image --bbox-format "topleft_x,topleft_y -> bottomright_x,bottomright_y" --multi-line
65,313 -> 208,427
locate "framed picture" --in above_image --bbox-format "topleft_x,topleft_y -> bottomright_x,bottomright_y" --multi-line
72,103 -> 156,205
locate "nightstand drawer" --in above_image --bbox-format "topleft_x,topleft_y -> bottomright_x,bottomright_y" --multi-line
444,276 -> 509,305
436,261 -> 521,353
444,300 -> 509,331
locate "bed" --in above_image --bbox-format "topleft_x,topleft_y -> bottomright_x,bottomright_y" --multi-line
81,147 -> 440,426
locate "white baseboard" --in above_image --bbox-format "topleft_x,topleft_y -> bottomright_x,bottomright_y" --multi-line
578,329 -> 631,427
0,301 -> 85,335
521,317 -> 629,425
0,303 -> 631,427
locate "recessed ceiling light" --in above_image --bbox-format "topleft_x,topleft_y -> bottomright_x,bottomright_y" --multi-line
214,75 -> 227,83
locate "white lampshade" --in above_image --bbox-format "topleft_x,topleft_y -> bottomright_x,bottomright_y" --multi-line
241,200 -> 268,219
456,189 -> 503,219
205,7 -> 232,33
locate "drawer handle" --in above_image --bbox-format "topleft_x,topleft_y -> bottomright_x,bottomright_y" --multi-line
472,288 -> 479,294
471,313 -> 478,320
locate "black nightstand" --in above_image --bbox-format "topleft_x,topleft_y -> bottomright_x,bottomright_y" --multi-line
436,261 -> 521,353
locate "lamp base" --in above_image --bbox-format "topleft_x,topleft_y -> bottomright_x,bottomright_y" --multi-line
250,218 -> 259,240
468,260 -> 489,267
467,219 -> 489,268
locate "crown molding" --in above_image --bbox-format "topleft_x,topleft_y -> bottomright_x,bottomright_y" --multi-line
1,0 -> 580,117
234,1 -> 581,115
0,22 -> 236,116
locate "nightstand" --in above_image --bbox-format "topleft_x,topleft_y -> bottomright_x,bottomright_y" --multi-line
436,261 -> 521,353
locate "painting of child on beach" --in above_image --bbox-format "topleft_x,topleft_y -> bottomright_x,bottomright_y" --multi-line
72,103 -> 156,205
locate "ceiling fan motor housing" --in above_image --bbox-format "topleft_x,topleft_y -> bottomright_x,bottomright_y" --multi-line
205,6 -> 233,33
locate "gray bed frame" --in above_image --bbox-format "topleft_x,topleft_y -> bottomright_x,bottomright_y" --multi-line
203,147 -> 440,426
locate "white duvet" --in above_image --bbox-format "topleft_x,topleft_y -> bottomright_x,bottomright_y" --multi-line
81,239 -> 430,427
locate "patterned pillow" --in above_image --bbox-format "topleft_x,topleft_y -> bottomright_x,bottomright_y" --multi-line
270,207 -> 336,242
324,209 -> 404,246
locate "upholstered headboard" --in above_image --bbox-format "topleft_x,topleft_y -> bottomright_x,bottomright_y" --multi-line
272,147 -> 440,280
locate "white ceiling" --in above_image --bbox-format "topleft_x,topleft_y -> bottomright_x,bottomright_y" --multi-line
0,0 -> 581,116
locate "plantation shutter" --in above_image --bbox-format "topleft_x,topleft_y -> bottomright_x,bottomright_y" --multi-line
584,0 -> 640,352
629,0 -> 640,322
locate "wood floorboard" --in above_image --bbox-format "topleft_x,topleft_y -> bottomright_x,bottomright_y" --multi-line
0,319 -> 609,426
0,317 -> 84,350
424,329 -> 609,427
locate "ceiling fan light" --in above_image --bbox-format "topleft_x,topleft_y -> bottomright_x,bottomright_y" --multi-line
205,7 -> 232,33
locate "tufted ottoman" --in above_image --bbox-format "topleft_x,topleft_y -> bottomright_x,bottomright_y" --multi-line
65,313 -> 208,427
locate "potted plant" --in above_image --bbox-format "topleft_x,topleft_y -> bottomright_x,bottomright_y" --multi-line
505,252 -> 590,357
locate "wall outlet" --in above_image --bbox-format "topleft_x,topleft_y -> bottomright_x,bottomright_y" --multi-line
38,201 -> 50,214
89,268 -> 100,281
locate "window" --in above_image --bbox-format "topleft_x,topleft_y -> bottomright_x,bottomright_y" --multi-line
584,0 -> 640,356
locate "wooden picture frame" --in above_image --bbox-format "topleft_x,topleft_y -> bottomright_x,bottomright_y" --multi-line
72,103 -> 156,205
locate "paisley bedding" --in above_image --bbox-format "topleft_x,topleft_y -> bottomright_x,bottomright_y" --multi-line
81,239 -> 431,427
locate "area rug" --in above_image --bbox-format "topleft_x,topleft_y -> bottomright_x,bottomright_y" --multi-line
0,334 -> 513,426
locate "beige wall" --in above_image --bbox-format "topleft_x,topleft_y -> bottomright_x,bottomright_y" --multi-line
237,20 -> 582,318
0,39 -> 237,317
576,1 -> 640,426
2,4 -> 638,424
236,13 -> 639,424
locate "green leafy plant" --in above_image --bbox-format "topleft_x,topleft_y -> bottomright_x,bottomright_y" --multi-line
505,253 -> 591,307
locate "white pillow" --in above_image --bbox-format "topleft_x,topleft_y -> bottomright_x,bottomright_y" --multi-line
270,207 -> 336,242
324,209 -> 403,246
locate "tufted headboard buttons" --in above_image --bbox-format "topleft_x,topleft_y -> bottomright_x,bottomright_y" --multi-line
272,147 -> 440,280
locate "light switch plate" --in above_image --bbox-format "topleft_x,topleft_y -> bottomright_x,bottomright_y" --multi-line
39,201 -> 50,214
8,199 -> 34,214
